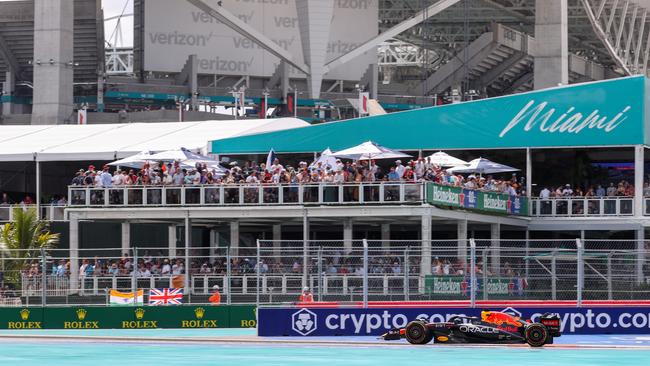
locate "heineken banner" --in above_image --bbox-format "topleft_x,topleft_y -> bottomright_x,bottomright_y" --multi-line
0,305 -> 256,330
426,183 -> 528,216
424,276 -> 522,298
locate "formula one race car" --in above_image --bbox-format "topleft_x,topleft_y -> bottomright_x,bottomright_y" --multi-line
382,310 -> 561,347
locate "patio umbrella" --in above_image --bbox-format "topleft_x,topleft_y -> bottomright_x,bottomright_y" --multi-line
310,148 -> 338,169
148,148 -> 227,175
333,141 -> 411,161
147,147 -> 212,162
179,159 -> 228,175
108,151 -> 155,169
424,151 -> 468,167
446,157 -> 520,175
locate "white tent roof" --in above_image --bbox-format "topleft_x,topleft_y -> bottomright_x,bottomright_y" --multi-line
0,118 -> 309,162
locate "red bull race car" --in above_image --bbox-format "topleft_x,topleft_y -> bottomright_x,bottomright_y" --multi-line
382,310 -> 561,347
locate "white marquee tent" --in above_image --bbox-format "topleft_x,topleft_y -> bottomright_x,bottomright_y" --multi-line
0,118 -> 309,162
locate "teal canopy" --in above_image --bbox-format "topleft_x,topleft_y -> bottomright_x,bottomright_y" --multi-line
211,76 -> 648,154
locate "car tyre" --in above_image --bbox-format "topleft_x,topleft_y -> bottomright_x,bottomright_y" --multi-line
405,321 -> 433,345
525,323 -> 548,347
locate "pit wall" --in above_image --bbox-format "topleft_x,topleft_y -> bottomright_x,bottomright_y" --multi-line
259,305 -> 650,336
0,305 -> 256,329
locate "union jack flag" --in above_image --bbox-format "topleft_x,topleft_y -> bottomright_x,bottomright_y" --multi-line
148,288 -> 184,305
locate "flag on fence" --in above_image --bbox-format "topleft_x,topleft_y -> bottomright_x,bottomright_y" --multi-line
109,289 -> 144,305
148,288 -> 184,305
265,148 -> 277,171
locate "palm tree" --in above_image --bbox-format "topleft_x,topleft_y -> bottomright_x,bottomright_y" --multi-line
0,207 -> 60,286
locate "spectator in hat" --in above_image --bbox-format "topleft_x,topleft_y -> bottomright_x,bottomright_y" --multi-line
112,169 -> 123,186
71,170 -> 85,185
299,286 -> 314,303
395,160 -> 405,178
209,285 -> 221,305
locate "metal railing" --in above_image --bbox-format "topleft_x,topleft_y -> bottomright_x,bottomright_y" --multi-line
0,204 -> 66,222
530,196 -> 634,217
67,182 -> 424,207
1,239 -> 648,306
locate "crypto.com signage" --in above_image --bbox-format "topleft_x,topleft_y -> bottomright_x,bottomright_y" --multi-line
259,306 -> 650,336
144,0 -> 378,79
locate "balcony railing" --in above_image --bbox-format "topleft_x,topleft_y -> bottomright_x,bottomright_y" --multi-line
530,197 -> 634,217
0,204 -> 66,222
67,182 -> 425,207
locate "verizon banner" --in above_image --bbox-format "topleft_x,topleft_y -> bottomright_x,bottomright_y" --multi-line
144,0 -> 378,80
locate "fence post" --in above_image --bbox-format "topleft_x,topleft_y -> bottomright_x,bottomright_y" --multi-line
576,238 -> 583,307
551,249 -> 557,301
302,210 -> 309,289
317,246 -> 323,302
132,247 -> 138,304
404,247 -> 409,301
256,239 -> 260,307
469,238 -> 476,308
362,238 -> 369,308
226,250 -> 231,305
40,248 -> 46,306
607,252 -> 613,301
482,249 -> 488,301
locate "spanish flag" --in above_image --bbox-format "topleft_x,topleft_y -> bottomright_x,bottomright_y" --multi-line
109,289 -> 144,305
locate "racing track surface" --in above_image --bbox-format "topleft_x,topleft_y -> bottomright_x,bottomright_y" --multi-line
1,330 -> 650,349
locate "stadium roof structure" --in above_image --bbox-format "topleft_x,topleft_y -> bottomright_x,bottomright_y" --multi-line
0,118 -> 308,162
210,76 -> 649,155
0,0 -> 103,85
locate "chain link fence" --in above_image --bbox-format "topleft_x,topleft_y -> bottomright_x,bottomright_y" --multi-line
1,239 -> 649,306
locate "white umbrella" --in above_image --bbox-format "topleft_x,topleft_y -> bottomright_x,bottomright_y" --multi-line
147,147 -> 211,162
310,148 -> 338,169
333,141 -> 411,161
425,151 -> 468,167
108,151 -> 155,169
180,159 -> 227,175
446,157 -> 520,175
146,148 -> 227,175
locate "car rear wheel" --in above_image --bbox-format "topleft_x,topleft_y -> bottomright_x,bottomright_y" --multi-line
405,321 -> 433,345
525,324 -> 548,347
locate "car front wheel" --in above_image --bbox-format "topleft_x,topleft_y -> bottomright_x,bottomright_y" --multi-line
405,321 -> 433,345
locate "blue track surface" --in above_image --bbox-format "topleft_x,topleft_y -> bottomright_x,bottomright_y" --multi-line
1,330 -> 649,366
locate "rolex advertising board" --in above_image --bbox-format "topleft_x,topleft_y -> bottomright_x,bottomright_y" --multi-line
0,305 -> 256,329
144,0 -> 378,80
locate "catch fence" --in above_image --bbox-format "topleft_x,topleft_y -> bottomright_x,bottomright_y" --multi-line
0,239 -> 648,306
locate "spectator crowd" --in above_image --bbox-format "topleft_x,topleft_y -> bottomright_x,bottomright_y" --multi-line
538,181 -> 636,198
69,157 -> 528,196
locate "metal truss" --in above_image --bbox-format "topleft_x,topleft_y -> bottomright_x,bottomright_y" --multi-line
105,48 -> 134,76
378,39 -> 443,67
581,0 -> 650,75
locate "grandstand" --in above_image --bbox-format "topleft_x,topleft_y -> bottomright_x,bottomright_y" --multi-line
0,0 -> 649,308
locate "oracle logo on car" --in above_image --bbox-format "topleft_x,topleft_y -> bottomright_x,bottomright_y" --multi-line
459,325 -> 499,334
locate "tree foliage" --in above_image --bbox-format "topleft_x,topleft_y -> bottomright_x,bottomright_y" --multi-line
0,208 -> 60,286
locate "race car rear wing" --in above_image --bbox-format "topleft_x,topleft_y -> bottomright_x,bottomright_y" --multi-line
539,313 -> 561,337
